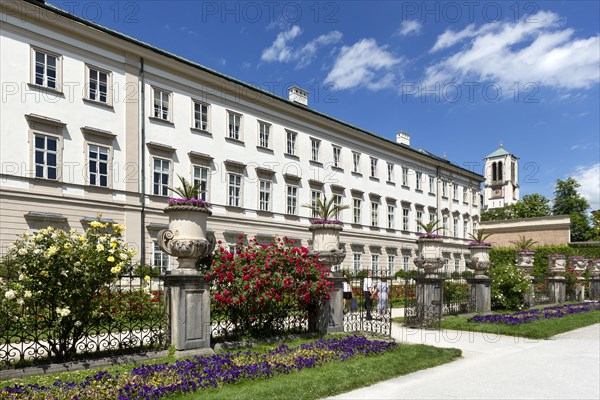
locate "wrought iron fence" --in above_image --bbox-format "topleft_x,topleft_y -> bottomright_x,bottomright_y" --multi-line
343,276 -> 392,336
533,278 -> 554,305
0,272 -> 167,369
442,277 -> 474,316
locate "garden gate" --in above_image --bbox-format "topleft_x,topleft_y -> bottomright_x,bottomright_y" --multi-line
343,276 -> 392,336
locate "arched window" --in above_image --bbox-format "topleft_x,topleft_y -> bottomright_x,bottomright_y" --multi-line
492,162 -> 497,181
498,161 -> 503,180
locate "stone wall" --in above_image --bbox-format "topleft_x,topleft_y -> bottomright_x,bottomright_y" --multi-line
480,215 -> 571,247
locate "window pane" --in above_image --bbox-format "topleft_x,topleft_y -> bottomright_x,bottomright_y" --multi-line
47,167 -> 56,180
46,153 -> 56,167
47,139 -> 57,152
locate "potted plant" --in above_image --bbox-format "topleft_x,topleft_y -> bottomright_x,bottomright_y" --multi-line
510,235 -> 538,276
303,196 -> 349,269
548,254 -> 566,277
466,230 -> 493,278
158,175 -> 214,271
414,220 -> 444,275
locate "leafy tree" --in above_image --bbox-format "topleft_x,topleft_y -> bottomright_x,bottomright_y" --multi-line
552,178 -> 592,242
591,210 -> 600,240
512,194 -> 551,219
481,206 -> 514,221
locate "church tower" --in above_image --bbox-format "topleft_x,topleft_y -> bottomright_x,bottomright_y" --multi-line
483,144 -> 519,210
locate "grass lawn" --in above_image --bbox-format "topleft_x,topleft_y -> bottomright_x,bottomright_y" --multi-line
1,335 -> 461,400
441,310 -> 600,339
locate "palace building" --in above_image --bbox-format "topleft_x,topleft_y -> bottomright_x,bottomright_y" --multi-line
0,0 -> 484,275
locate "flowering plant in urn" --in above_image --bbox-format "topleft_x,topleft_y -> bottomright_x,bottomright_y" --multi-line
303,196 -> 349,268
466,230 -> 493,278
511,235 -> 538,276
414,220 -> 444,275
158,175 -> 215,272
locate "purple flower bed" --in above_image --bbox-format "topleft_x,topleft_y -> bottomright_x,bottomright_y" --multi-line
167,197 -> 211,208
468,302 -> 600,325
1,335 -> 396,399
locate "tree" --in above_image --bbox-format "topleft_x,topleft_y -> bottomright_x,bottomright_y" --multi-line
512,194 -> 552,219
481,206 -> 514,221
592,210 -> 600,240
552,178 -> 592,242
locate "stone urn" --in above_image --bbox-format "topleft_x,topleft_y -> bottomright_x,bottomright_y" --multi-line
158,204 -> 215,273
414,237 -> 444,276
548,254 -> 566,278
588,259 -> 600,278
515,250 -> 536,277
467,245 -> 492,278
308,222 -> 346,271
569,256 -> 587,277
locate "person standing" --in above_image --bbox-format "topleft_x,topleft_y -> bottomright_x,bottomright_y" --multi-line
376,278 -> 388,314
363,270 -> 374,320
343,278 -> 352,313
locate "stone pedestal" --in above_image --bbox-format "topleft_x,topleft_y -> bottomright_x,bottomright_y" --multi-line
468,277 -> 491,314
415,276 -> 444,326
589,278 -> 600,300
317,276 -> 345,334
163,273 -> 213,355
548,277 -> 566,304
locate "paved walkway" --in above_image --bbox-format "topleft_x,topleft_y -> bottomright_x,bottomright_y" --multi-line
329,322 -> 600,400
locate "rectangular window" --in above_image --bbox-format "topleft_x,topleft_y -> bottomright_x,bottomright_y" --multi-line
286,130 -> 297,155
353,198 -> 362,224
258,121 -> 270,148
371,255 -> 379,276
193,166 -> 209,201
353,254 -> 361,274
387,205 -> 395,229
228,173 -> 242,207
87,67 -> 108,103
153,241 -> 170,274
442,181 -> 448,197
463,187 -> 468,203
33,49 -> 58,89
453,183 -> 459,200
403,256 -> 410,271
388,255 -> 395,276
370,157 -> 377,178
259,179 -> 272,211
353,152 -> 361,173
310,190 -> 322,218
429,176 -> 435,194
311,138 -> 320,162
416,211 -> 423,233
453,217 -> 459,238
371,202 -> 379,227
387,163 -> 394,182
442,216 -> 448,236
88,144 -> 109,187
333,194 -> 343,220
473,221 -> 478,237
34,134 -> 58,180
193,101 -> 209,131
153,158 -> 170,196
402,167 -> 409,186
153,89 -> 170,120
444,259 -> 449,274
332,146 -> 341,168
472,191 -> 478,206
416,172 -> 422,191
402,208 -> 410,231
228,112 -> 241,140
455,258 -> 460,272
286,185 -> 298,215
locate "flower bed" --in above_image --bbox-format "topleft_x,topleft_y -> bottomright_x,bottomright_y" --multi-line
1,335 -> 396,399
468,302 -> 600,325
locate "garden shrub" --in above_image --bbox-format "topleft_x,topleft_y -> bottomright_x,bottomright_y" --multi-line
488,262 -> 532,311
206,237 -> 333,337
0,221 -> 137,361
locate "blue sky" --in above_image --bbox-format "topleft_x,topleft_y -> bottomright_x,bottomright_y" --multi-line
48,0 -> 600,210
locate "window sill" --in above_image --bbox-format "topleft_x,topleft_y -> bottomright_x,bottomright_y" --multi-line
225,137 -> 245,146
149,116 -> 174,126
257,210 -> 274,217
453,199 -> 459,203
310,160 -> 323,167
284,153 -> 300,160
428,192 -> 436,197
331,166 -> 344,172
442,196 -> 449,200
256,145 -> 273,154
27,83 -> 64,96
190,127 -> 212,136
225,205 -> 244,212
386,181 -> 396,186
385,228 -> 396,233
401,185 -> 410,190
351,171 -> 363,177
83,98 -> 114,109
369,177 -> 380,182
415,189 -> 423,194
351,223 -> 363,229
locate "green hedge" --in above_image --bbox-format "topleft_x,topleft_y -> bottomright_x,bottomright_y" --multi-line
490,245 -> 600,280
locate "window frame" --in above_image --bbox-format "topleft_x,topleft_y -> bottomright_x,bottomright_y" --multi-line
258,120 -> 271,149
192,100 -> 210,132
258,178 -> 272,212
310,138 -> 321,162
387,162 -> 394,182
370,157 -> 378,178
371,254 -> 379,275
416,210 -> 423,233
227,111 -> 243,141
416,172 -> 422,191
352,152 -> 361,173
87,143 -> 110,188
286,184 -> 299,215
353,198 -> 362,224
192,164 -> 210,201
402,167 -> 409,187
310,190 -> 322,218
152,157 -> 171,196
31,47 -> 62,91
402,207 -> 410,231
286,130 -> 297,156
387,204 -> 395,229
33,133 -> 60,181
227,172 -> 243,207
353,253 -> 361,274
152,87 -> 172,121
332,145 -> 342,168
153,240 -> 171,275
370,201 -> 379,227
85,64 -> 111,105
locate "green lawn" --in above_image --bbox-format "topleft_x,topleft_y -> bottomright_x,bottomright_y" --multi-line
441,310 -> 600,339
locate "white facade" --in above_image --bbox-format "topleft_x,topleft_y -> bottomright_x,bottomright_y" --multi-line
482,145 -> 520,210
0,0 -> 484,275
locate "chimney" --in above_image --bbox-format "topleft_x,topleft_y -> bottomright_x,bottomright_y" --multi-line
288,86 -> 308,106
396,131 -> 410,146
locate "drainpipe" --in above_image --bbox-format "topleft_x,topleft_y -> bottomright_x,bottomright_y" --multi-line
140,58 -> 146,266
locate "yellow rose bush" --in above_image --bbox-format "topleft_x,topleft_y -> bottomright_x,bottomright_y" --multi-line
0,222 -> 136,362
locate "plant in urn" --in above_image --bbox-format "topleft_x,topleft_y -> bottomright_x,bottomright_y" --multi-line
466,230 -> 493,278
414,220 -> 444,277
511,236 -> 538,277
158,176 -> 215,274
548,254 -> 566,277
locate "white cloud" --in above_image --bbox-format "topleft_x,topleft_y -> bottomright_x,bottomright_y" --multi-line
261,27 -> 342,68
571,163 -> 600,211
425,11 -> 600,90
396,20 -> 422,37
325,39 -> 402,91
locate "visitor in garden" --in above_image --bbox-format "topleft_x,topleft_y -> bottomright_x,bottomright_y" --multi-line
376,274 -> 389,315
343,278 -> 353,313
363,270 -> 374,320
